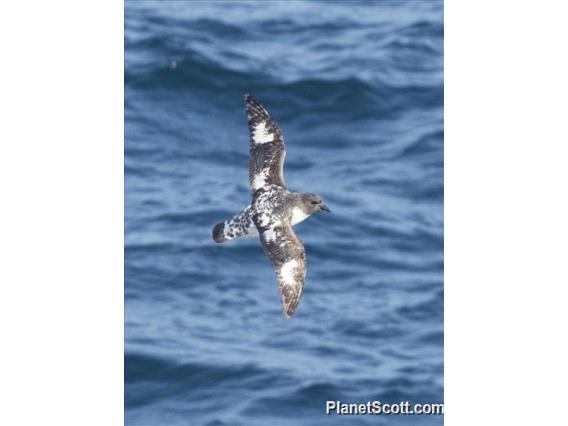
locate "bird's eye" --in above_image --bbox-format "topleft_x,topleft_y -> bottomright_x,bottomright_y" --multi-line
311,201 -> 318,205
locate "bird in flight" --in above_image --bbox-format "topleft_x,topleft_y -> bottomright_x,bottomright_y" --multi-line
212,94 -> 330,319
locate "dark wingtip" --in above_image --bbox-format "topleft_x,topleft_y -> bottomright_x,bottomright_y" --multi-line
244,93 -> 255,105
212,222 -> 227,243
244,94 -> 271,120
284,303 -> 299,319
284,309 -> 295,320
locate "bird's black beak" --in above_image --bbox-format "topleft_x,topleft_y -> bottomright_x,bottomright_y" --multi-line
321,204 -> 331,213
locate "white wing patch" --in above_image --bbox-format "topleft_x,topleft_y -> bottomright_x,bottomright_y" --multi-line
264,228 -> 278,243
252,122 -> 274,144
252,168 -> 270,190
280,259 -> 299,286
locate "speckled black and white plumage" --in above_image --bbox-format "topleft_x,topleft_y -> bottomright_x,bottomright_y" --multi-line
212,205 -> 257,243
212,94 -> 329,319
246,95 -> 286,193
252,185 -> 307,319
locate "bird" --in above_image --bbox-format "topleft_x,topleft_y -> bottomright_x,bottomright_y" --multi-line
212,94 -> 330,319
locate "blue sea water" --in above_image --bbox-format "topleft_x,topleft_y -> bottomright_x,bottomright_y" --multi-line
125,1 -> 443,425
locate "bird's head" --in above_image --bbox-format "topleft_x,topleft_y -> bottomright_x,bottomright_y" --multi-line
300,193 -> 331,215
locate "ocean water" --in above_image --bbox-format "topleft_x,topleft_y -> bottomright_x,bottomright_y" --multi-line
125,1 -> 443,425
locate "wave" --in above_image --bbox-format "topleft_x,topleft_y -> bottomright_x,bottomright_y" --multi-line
125,47 -> 442,126
125,352 -> 269,386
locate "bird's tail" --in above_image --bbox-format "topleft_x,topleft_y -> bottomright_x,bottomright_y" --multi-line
212,222 -> 229,243
212,205 -> 258,243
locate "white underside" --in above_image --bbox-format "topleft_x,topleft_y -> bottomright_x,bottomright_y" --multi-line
291,207 -> 309,226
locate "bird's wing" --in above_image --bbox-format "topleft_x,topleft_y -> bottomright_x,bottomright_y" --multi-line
245,94 -> 286,194
254,216 -> 306,319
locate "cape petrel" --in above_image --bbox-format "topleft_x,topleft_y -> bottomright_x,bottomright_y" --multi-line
212,94 -> 330,319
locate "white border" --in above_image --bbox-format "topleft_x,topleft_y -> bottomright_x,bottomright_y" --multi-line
446,1 -> 568,424
0,1 -> 123,425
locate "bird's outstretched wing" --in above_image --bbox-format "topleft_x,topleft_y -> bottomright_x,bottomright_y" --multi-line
245,94 -> 286,193
254,217 -> 307,319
